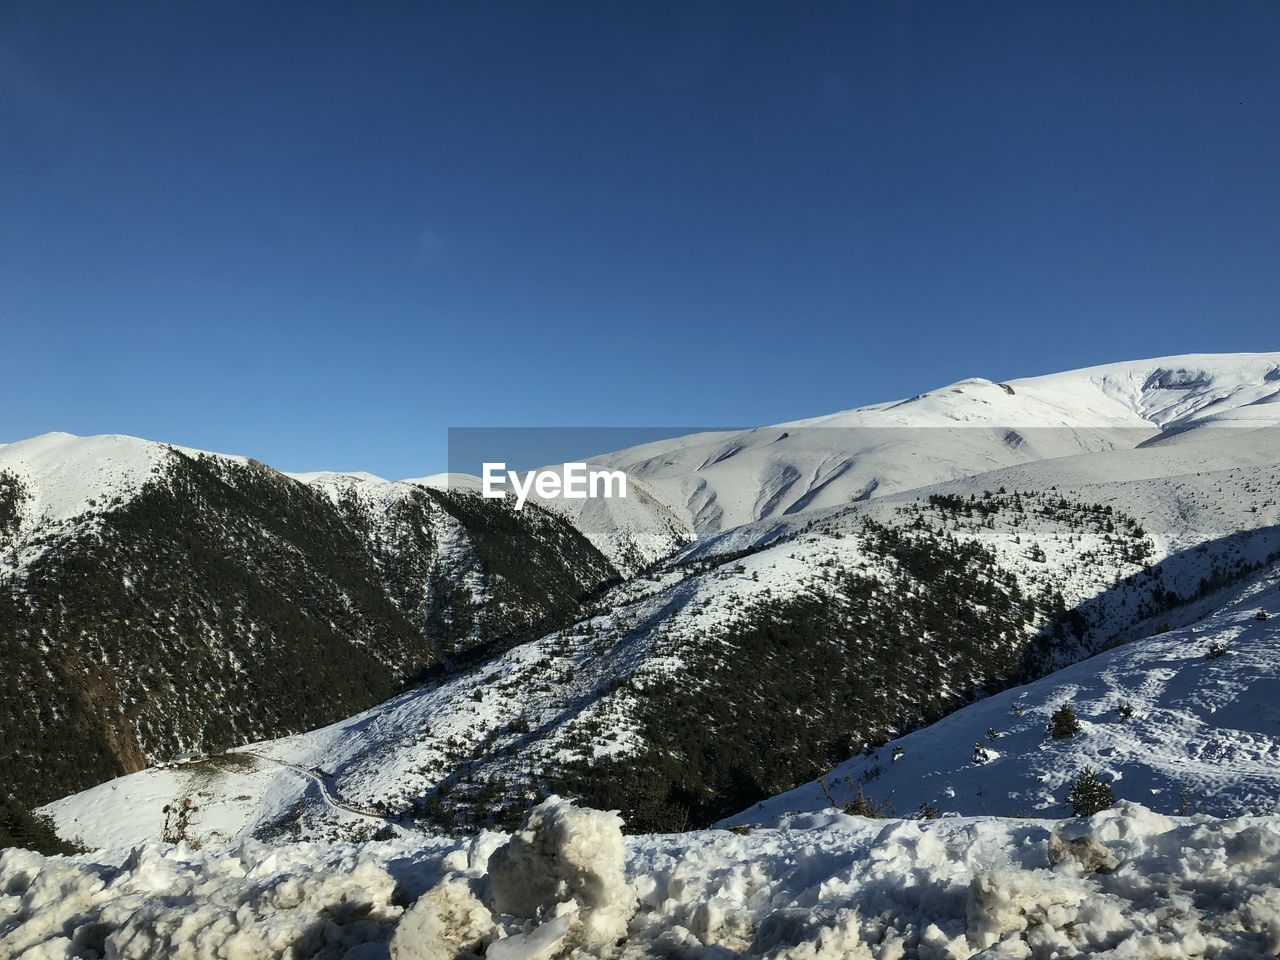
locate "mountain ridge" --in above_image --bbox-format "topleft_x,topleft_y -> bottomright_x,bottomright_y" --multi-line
0,437 -> 614,809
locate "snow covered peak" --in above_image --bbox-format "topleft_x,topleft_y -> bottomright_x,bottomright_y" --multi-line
288,468 -> 447,520
793,353 -> 1280,431
7,354 -> 1276,551
0,432 -> 174,529
0,431 -> 253,551
1011,353 -> 1280,430
589,353 -> 1280,535
287,469 -> 391,486
403,472 -> 486,493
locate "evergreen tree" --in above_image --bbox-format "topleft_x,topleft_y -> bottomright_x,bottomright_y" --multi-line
1048,703 -> 1080,739
1067,768 -> 1114,816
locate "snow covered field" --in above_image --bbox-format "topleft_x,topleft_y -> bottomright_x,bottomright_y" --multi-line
6,798 -> 1280,959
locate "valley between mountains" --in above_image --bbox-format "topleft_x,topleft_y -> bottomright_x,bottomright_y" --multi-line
5,353 -> 1280,854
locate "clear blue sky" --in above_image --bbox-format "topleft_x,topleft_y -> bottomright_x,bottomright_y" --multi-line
3,2 -> 1278,477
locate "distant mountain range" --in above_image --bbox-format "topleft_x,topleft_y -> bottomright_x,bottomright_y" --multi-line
554,352 -> 1280,553
7,353 -> 1280,849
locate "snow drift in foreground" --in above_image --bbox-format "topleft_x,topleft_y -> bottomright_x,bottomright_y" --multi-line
6,799 -> 1280,959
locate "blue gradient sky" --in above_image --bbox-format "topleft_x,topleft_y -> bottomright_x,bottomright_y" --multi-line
3,2 -> 1278,476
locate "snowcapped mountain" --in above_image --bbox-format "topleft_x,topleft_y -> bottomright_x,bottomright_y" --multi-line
41,362 -> 1280,849
0,432 -> 232,574
517,470 -> 695,575
0,433 -> 613,810
475,354 -> 1280,570
12,353 -> 1280,854
387,355 -> 1280,574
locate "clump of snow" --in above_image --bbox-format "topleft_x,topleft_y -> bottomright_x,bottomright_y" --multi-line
8,800 -> 1280,959
0,839 -> 405,959
486,797 -> 634,950
390,876 -> 493,960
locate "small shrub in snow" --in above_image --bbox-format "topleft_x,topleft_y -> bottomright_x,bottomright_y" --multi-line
1116,702 -> 1134,720
986,727 -> 1000,741
816,776 -> 838,809
1048,704 -> 1081,739
1067,768 -> 1115,817
1256,610 -> 1269,621
972,743 -> 991,764
1205,641 -> 1229,659
842,789 -> 891,818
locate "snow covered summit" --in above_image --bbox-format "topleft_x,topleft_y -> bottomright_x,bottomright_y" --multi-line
583,353 -> 1280,537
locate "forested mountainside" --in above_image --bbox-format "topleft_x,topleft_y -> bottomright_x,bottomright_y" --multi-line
299,470 -> 619,663
0,435 -> 613,808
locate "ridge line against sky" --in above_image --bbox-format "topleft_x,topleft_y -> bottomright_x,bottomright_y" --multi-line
5,351 -> 1280,478
3,2 -> 1279,476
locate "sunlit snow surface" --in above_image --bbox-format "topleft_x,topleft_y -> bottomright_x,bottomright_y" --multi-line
12,354 -> 1280,959
401,353 -> 1280,566
585,353 -> 1280,539
6,798 -> 1280,959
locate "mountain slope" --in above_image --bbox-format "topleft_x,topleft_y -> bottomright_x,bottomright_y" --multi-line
521,472 -> 695,576
27,354 -> 1280,848
729,562 -> 1280,824
0,434 -> 614,809
404,354 -> 1280,569
294,470 -> 618,660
